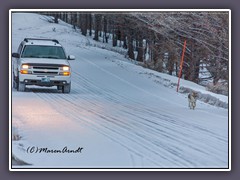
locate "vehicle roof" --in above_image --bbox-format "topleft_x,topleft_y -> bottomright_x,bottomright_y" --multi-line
22,38 -> 62,47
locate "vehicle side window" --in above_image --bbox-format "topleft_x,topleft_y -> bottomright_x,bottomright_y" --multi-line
17,43 -> 23,55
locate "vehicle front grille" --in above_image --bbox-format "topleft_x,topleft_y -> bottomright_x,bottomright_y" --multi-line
33,71 -> 58,75
33,66 -> 58,70
27,63 -> 63,75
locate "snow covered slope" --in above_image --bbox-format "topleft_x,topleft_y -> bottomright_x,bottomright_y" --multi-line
10,13 -> 229,169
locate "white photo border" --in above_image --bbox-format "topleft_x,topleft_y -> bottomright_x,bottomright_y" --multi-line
9,9 -> 231,171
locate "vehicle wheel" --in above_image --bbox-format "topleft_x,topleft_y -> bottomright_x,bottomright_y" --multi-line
62,83 -> 71,93
18,80 -> 25,92
13,75 -> 18,89
57,85 -> 63,91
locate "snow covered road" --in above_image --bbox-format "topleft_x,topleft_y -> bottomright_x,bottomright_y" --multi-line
11,13 -> 229,169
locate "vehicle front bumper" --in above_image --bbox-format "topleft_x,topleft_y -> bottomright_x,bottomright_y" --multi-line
19,74 -> 71,86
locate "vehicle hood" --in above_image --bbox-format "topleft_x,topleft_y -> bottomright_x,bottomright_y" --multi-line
20,58 -> 70,66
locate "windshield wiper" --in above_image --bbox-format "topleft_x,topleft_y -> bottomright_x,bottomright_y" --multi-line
23,55 -> 41,58
42,56 -> 60,59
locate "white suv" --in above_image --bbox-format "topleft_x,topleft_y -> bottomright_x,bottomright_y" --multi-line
12,38 -> 75,93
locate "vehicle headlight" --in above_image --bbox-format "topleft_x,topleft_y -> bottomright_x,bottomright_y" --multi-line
20,64 -> 32,74
61,66 -> 70,71
22,64 -> 29,69
60,66 -> 70,76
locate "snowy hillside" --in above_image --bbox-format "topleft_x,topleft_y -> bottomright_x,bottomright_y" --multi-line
10,13 -> 229,170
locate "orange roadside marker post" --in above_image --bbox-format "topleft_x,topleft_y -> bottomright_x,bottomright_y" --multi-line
177,40 -> 187,92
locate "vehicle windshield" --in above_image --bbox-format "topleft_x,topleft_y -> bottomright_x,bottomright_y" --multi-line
21,45 -> 67,59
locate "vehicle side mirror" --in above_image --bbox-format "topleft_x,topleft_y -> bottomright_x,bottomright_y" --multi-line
68,55 -> 75,60
12,53 -> 20,58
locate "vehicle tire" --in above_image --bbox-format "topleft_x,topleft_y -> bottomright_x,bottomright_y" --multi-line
18,80 -> 26,92
13,75 -> 18,89
57,85 -> 63,91
62,83 -> 71,93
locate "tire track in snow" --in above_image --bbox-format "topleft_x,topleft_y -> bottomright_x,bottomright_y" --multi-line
26,49 -> 227,167
33,92 -> 168,166
73,69 -> 227,144
72,58 -> 228,166
30,70 -> 227,167
30,83 -> 197,166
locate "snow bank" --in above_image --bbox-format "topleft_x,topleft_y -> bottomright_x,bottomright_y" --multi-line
136,70 -> 228,109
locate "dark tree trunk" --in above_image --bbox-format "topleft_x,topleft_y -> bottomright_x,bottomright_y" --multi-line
167,53 -> 174,75
123,37 -> 127,49
94,14 -> 102,41
63,12 -> 67,22
103,16 -> 108,43
127,33 -> 135,60
54,13 -> 59,24
72,13 -> 77,30
136,34 -> 144,62
80,14 -> 88,36
112,29 -> 118,47
88,13 -> 92,36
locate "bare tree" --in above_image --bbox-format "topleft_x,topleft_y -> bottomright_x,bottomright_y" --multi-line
131,11 -> 229,84
93,14 -> 102,41
42,11 -> 229,90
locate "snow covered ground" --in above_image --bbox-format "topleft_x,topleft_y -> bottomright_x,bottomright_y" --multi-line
10,12 -> 229,170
